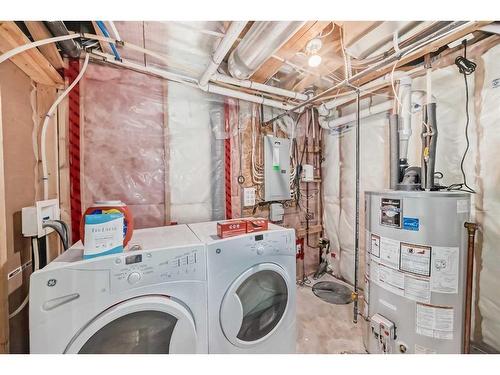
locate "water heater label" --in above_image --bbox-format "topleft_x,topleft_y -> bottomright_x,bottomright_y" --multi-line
416,303 -> 454,340
380,198 -> 402,228
402,217 -> 420,231
399,242 -> 432,277
430,246 -> 460,294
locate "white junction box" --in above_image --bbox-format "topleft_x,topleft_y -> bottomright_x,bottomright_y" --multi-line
243,187 -> 256,207
301,164 -> 314,182
269,203 -> 285,222
22,199 -> 60,238
264,136 -> 291,201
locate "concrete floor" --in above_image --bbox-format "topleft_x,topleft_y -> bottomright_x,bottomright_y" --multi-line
296,274 -> 367,354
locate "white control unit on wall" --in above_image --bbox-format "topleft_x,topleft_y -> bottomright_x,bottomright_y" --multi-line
263,136 -> 291,201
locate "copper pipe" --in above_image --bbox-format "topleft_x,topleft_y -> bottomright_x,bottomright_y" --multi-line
464,222 -> 478,354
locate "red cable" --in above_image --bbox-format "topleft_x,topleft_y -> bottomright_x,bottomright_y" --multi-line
66,59 -> 82,243
224,99 -> 232,219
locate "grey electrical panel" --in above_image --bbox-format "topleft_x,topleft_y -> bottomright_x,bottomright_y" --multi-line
264,135 -> 291,201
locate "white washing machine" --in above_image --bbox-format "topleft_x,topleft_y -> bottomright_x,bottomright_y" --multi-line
29,225 -> 208,354
188,221 -> 296,354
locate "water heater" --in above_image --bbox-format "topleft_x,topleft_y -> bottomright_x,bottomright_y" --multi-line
363,190 -> 470,354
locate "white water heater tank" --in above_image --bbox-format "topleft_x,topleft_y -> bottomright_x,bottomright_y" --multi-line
363,190 -> 470,354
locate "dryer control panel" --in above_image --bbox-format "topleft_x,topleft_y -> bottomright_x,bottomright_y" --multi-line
109,246 -> 206,293
239,230 -> 295,257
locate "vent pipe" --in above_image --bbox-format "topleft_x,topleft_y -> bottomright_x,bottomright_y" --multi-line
44,21 -> 81,58
228,21 -> 305,80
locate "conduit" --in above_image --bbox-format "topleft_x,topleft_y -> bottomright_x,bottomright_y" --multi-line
199,21 -> 248,87
44,22 -> 81,58
41,53 -> 90,200
212,72 -> 308,101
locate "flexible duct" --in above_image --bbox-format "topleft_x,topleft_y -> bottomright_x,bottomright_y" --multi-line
228,21 -> 305,80
44,21 -> 81,58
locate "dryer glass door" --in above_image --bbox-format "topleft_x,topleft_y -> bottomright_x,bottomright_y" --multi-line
65,295 -> 198,354
220,263 -> 290,346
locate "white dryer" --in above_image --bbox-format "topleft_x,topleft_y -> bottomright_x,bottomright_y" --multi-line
30,225 -> 208,354
188,221 -> 296,354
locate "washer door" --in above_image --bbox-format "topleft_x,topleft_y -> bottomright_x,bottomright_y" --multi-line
65,295 -> 197,354
219,263 -> 290,347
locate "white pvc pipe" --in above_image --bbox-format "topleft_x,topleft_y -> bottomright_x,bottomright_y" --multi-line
398,76 -> 412,160
41,53 -> 90,200
212,72 -> 308,101
199,21 -> 248,87
108,21 -> 122,41
91,51 -> 298,112
319,100 -> 393,129
0,33 -> 81,64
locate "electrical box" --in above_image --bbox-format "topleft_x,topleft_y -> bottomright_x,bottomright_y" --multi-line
370,313 -> 396,354
301,164 -> 314,182
22,199 -> 60,238
269,203 -> 285,222
264,136 -> 291,201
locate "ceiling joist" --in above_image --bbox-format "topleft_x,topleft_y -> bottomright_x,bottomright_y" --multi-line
250,21 -> 332,84
0,22 -> 63,87
24,21 -> 66,70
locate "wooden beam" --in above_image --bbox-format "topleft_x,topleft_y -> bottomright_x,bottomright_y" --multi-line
0,22 -> 63,87
337,21 -> 381,47
0,85 -> 10,353
251,21 -> 332,83
351,21 -> 492,88
24,22 -> 65,70
91,21 -> 112,55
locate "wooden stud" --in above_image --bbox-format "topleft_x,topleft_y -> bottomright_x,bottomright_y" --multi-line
0,85 -> 10,353
0,22 -> 63,87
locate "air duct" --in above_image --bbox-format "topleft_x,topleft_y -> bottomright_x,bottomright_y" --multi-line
228,21 -> 305,80
44,21 -> 81,58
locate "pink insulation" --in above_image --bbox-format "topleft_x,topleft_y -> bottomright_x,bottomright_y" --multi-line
81,63 -> 168,229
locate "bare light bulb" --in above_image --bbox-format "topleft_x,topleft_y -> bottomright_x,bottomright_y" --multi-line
308,54 -> 322,67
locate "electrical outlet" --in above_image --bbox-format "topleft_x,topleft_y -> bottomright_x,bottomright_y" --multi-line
243,187 -> 256,207
22,199 -> 60,238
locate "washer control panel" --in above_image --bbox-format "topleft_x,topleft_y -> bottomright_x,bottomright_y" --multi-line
110,246 -> 205,292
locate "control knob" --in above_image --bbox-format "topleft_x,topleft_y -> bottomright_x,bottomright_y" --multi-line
127,272 -> 142,284
256,245 -> 265,255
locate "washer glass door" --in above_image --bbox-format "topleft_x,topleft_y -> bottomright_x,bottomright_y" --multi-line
66,295 -> 197,354
220,263 -> 290,346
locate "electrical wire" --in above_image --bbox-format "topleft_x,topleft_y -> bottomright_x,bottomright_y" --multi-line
448,40 -> 476,193
95,21 -> 122,61
8,238 -> 40,320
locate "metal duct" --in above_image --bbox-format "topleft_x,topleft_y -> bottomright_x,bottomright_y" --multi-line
389,114 -> 400,189
44,21 -> 81,58
228,21 -> 305,80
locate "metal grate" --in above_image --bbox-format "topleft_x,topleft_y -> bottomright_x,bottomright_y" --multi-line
312,281 -> 353,305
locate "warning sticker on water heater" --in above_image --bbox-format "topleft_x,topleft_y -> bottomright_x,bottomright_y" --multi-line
370,234 -> 380,257
399,242 -> 432,277
416,303 -> 454,340
430,246 -> 460,294
379,237 -> 400,269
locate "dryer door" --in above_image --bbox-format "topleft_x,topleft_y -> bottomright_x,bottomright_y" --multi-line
219,263 -> 291,347
65,295 -> 197,354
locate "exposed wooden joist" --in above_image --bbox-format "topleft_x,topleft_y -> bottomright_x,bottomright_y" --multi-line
91,21 -> 112,55
351,21 -> 492,88
250,21 -> 332,83
337,21 -> 382,48
0,22 -> 63,87
24,21 -> 65,70
0,85 -> 9,354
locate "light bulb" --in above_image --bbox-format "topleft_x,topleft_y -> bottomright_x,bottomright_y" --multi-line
308,54 -> 322,67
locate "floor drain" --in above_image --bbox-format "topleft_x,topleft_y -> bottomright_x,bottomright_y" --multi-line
312,281 -> 353,305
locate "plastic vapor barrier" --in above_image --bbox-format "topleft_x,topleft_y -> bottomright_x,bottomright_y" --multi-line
81,63 -> 225,228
